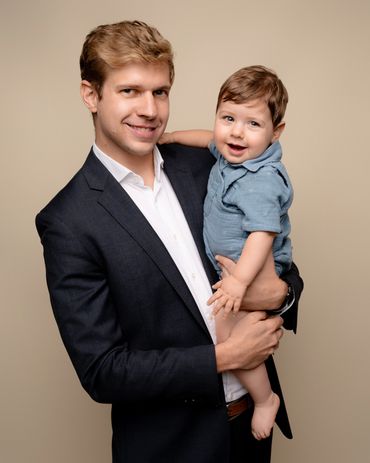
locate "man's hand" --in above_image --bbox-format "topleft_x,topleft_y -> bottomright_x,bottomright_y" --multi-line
215,255 -> 288,311
215,311 -> 283,372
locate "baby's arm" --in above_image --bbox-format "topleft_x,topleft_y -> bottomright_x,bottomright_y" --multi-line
159,129 -> 213,148
208,231 -> 275,315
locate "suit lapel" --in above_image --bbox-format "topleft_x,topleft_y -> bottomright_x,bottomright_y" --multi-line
162,151 -> 216,283
82,151 -> 212,337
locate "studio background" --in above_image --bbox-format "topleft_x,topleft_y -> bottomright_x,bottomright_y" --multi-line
1,0 -> 369,461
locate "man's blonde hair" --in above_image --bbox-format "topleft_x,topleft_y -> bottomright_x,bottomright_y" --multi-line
80,20 -> 174,97
216,65 -> 288,127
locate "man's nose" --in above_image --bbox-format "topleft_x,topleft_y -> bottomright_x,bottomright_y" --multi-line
138,93 -> 157,118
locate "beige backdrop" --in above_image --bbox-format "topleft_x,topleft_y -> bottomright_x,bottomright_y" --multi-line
1,0 -> 369,461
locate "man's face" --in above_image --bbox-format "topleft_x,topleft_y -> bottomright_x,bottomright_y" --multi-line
84,62 -> 171,167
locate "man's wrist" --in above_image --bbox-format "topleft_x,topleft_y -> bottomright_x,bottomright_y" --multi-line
215,340 -> 239,373
215,342 -> 231,373
269,284 -> 295,316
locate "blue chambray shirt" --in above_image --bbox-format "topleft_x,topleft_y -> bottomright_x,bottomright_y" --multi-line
204,141 -> 293,276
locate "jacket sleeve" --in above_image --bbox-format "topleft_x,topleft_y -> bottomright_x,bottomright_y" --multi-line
36,210 -> 222,406
280,262 -> 304,333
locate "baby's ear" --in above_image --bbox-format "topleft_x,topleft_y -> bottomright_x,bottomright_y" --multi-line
272,122 -> 285,142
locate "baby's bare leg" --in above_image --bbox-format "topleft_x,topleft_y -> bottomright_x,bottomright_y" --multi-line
215,309 -> 246,342
216,313 -> 280,440
234,364 -> 280,440
215,254 -> 280,440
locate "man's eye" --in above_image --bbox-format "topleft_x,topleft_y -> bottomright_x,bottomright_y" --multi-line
154,89 -> 168,97
120,88 -> 133,94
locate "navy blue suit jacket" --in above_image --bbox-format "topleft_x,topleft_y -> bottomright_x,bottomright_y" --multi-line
36,144 -> 303,462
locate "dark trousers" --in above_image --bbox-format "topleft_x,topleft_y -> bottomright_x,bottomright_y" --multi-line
229,407 -> 272,463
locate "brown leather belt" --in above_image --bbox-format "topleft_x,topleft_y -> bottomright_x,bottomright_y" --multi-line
227,394 -> 253,421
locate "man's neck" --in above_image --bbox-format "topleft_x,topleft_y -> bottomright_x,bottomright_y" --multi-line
125,153 -> 155,188
95,143 -> 156,188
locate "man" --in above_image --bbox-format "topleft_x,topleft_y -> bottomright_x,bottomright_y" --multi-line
36,20 -> 303,462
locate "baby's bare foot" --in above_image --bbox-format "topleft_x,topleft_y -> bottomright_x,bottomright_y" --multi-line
251,392 -> 280,440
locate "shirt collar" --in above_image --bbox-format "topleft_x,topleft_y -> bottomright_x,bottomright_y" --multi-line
240,141 -> 282,172
93,143 -> 164,186
221,141 -> 282,172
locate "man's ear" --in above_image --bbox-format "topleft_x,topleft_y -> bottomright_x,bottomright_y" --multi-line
272,122 -> 285,143
80,80 -> 98,113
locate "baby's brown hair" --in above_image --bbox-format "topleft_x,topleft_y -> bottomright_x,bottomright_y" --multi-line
216,65 -> 288,127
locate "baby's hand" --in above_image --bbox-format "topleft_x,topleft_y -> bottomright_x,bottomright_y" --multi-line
207,275 -> 246,316
158,132 -> 174,144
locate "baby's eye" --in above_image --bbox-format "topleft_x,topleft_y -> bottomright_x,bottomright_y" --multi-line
223,115 -> 234,122
249,120 -> 260,127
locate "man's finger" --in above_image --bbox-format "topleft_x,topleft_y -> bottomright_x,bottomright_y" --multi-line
215,255 -> 236,278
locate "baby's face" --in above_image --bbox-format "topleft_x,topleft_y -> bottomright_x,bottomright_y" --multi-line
213,99 -> 284,164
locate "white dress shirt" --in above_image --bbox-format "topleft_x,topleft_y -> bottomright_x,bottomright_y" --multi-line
93,143 -> 246,402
